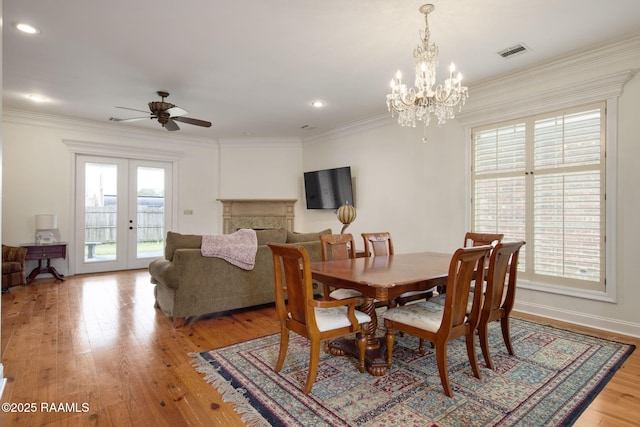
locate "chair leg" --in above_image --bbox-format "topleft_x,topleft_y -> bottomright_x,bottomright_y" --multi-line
501,317 -> 515,356
418,338 -> 426,355
478,321 -> 494,370
322,283 -> 332,300
465,328 -> 481,380
275,328 -> 289,372
304,339 -> 321,394
384,327 -> 395,368
435,338 -> 453,397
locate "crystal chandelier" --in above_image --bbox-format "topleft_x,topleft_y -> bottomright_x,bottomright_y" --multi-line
386,4 -> 468,136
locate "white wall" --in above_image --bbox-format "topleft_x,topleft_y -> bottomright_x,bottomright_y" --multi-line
1,114 -> 222,275
302,119 -> 467,254
1,114 -> 309,276
218,139 -> 304,229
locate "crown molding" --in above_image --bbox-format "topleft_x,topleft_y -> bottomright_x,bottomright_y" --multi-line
302,113 -> 390,145
218,137 -> 302,148
457,34 -> 640,127
3,109 -> 218,148
62,138 -> 185,162
457,70 -> 635,128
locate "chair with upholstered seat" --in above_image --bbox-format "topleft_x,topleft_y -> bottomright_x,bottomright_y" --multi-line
362,232 -> 434,306
382,245 -> 492,397
319,233 -> 362,300
464,232 -> 504,248
458,232 -> 504,294
478,240 -> 525,370
361,232 -> 394,257
2,244 -> 28,293
268,242 -> 370,394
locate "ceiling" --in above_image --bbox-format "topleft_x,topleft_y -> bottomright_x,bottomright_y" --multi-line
4,0 -> 640,140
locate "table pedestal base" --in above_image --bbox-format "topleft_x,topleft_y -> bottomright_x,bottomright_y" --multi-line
329,337 -> 389,376
27,259 -> 65,284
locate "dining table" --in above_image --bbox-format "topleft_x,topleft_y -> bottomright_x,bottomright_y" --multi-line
310,251 -> 452,376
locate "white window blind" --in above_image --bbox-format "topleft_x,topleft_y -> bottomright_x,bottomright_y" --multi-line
472,103 -> 605,291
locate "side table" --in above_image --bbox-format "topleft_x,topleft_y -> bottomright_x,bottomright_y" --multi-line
20,242 -> 67,283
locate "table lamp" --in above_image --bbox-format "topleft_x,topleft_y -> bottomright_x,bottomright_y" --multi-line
35,214 -> 59,244
337,204 -> 356,234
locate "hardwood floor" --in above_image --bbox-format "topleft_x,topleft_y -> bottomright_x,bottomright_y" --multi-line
0,269 -> 638,426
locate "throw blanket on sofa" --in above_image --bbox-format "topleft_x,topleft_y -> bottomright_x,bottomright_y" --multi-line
201,229 -> 258,270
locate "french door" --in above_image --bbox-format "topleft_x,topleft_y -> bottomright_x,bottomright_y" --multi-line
74,155 -> 172,274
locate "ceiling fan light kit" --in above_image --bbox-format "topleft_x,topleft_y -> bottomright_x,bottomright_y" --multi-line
110,91 -> 212,131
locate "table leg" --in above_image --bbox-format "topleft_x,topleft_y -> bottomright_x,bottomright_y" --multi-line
329,298 -> 390,376
47,258 -> 65,281
26,259 -> 65,283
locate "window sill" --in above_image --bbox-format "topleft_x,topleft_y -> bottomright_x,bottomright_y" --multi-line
518,279 -> 616,303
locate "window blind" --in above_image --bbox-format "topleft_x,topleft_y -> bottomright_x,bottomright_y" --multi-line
472,104 -> 605,291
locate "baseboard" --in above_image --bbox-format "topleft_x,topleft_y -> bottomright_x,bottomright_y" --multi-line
515,300 -> 640,339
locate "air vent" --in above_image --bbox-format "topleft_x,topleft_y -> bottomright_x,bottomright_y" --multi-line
498,43 -> 530,59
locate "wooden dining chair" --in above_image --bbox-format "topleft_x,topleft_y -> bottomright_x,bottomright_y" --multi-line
319,234 -> 362,300
460,232 -> 504,294
268,242 -> 370,394
477,240 -> 525,370
361,232 -> 394,257
464,232 -> 504,248
362,232 -> 434,306
382,245 -> 493,397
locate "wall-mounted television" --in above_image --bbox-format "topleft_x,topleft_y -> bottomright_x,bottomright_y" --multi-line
304,166 -> 354,210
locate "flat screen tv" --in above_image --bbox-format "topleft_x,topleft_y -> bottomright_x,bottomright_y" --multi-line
304,166 -> 354,210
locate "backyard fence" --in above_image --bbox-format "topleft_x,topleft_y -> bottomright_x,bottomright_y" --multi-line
85,206 -> 164,243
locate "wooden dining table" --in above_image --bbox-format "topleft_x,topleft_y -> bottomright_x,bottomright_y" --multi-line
310,251 -> 452,376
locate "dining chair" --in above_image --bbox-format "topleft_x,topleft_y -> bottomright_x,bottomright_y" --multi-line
361,232 -> 394,257
319,233 -> 362,300
477,240 -> 525,370
464,232 -> 504,248
461,232 -> 504,293
362,232 -> 434,306
268,242 -> 370,394
382,245 -> 493,397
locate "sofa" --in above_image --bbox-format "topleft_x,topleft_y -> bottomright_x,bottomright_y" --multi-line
2,244 -> 28,293
149,228 -> 329,326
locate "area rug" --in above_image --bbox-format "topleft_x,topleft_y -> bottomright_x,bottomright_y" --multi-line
191,318 -> 635,426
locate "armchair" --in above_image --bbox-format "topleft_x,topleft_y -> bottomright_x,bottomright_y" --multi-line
2,244 -> 28,292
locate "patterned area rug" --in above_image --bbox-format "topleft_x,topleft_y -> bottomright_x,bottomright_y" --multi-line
192,318 -> 634,426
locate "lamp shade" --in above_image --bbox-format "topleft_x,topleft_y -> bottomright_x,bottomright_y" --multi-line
36,214 -> 58,230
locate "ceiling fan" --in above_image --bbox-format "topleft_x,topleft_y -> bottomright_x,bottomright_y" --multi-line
109,91 -> 212,131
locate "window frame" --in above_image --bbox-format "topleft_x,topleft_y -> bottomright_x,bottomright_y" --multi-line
465,99 -> 618,303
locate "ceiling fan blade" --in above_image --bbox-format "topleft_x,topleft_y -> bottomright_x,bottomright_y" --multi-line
115,106 -> 150,114
166,106 -> 188,117
109,116 -> 149,122
164,119 -> 180,131
173,116 -> 212,128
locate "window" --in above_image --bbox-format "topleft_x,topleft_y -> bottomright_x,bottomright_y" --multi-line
472,103 -> 605,292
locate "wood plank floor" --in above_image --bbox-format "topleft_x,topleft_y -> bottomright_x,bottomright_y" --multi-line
1,269 -> 638,426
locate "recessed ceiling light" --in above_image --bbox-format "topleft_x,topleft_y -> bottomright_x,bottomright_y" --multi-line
27,94 -> 48,103
16,23 -> 40,34
311,101 -> 325,108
